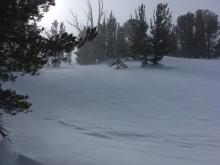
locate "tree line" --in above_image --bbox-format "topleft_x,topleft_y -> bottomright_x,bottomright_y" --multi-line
75,3 -> 220,66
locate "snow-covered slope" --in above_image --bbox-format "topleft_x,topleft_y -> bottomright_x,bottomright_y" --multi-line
2,57 -> 220,165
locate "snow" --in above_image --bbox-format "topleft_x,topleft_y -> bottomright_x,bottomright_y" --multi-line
2,57 -> 220,165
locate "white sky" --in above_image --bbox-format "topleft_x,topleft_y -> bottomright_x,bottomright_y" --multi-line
40,0 -> 220,34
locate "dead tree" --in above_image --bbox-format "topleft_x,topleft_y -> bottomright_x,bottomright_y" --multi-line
69,0 -> 104,64
69,0 -> 104,33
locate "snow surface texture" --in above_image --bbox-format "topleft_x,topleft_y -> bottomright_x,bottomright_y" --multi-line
2,57 -> 220,165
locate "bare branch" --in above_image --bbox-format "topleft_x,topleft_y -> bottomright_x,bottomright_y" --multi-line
87,0 -> 94,28
97,0 -> 104,29
68,10 -> 83,33
69,0 -> 104,33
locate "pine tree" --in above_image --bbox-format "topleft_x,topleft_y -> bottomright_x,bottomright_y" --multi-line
125,3 -> 149,61
176,10 -> 219,58
169,28 -> 179,56
51,20 -> 59,36
59,22 -> 66,35
204,10 -> 219,58
93,19 -> 108,62
124,18 -> 139,58
0,0 -> 55,116
115,23 -> 128,58
176,12 -> 195,57
150,3 -> 173,64
194,10 -> 207,57
47,20 -> 68,67
76,28 -> 95,65
106,11 -> 117,59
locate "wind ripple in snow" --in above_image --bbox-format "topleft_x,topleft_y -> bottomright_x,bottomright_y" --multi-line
58,121 -> 87,131
83,132 -> 112,139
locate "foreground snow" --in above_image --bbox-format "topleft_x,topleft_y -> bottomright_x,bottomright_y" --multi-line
2,57 -> 220,165
0,135 -> 41,165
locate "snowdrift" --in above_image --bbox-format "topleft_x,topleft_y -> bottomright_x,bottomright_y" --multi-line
0,135 -> 42,165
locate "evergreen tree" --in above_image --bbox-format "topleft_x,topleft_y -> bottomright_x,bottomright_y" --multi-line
125,3 -> 149,61
76,28 -> 95,65
93,19 -> 108,62
115,23 -> 128,58
150,3 -> 173,64
47,20 -> 68,67
106,11 -> 117,59
169,27 -> 179,56
0,0 -> 55,117
204,10 -> 219,58
124,18 -> 139,58
194,10 -> 207,57
59,22 -> 66,35
176,13 -> 195,57
59,22 -> 73,64
51,20 -> 59,35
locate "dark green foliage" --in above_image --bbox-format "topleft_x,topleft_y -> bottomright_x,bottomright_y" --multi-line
0,0 -> 55,114
150,3 -> 173,64
204,10 -> 219,58
176,10 -> 219,58
0,89 -> 31,115
124,3 -> 149,60
176,12 -> 195,57
115,24 -> 128,58
47,20 -> 69,67
194,10 -> 207,57
169,28 -> 179,56
123,19 -> 139,58
106,11 -> 117,59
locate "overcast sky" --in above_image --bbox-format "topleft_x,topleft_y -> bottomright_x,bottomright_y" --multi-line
40,0 -> 220,34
